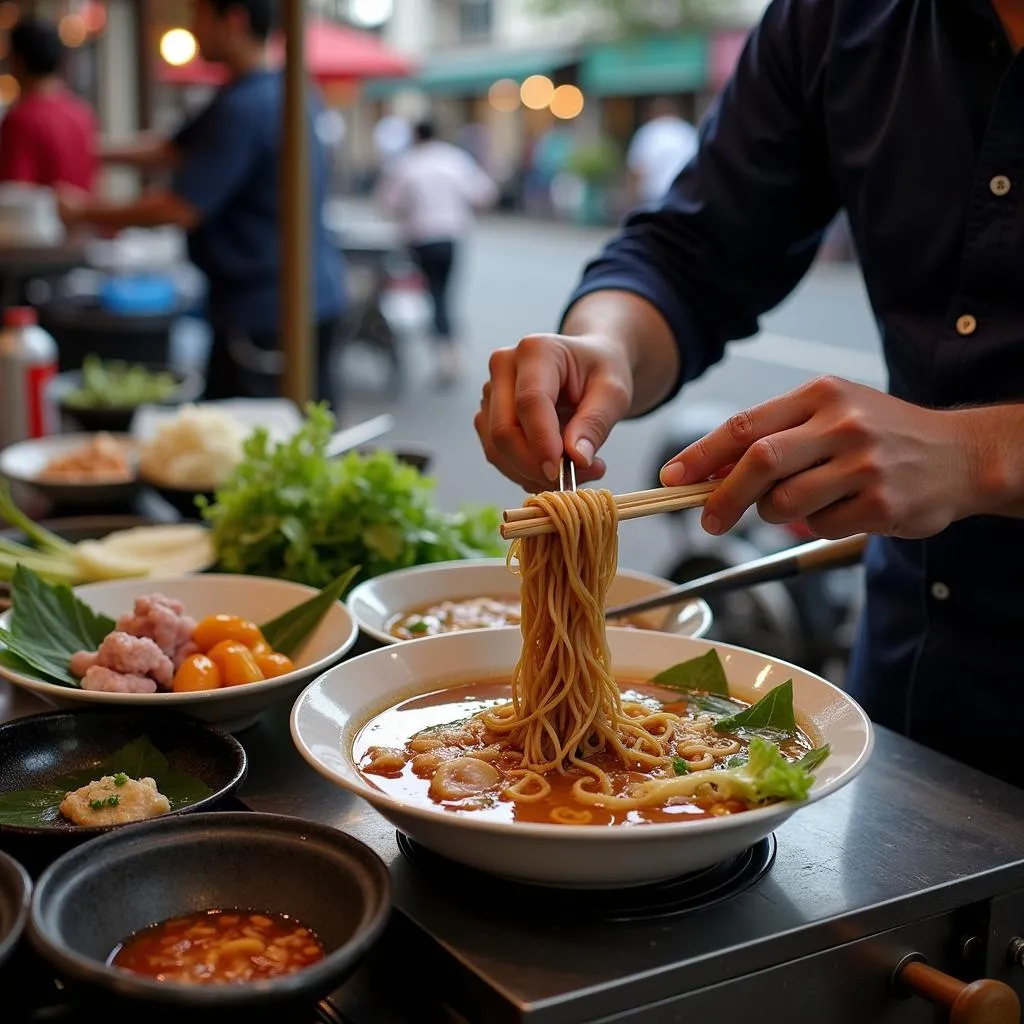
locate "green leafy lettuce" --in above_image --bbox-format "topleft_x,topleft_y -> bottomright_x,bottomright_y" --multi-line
200,403 -> 504,592
0,735 -> 213,828
718,736 -> 819,804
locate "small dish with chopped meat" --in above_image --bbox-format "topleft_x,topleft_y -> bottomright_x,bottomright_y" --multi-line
0,575 -> 359,732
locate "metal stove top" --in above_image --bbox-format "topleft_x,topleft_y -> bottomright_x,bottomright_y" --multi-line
237,704 -> 1024,1023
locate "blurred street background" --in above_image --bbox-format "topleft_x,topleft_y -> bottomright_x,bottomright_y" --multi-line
0,0 -> 882,671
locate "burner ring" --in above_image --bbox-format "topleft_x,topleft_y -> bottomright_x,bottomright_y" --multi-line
395,832 -> 776,923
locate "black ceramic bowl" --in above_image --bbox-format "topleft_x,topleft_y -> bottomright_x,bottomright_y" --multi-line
51,366 -> 205,434
0,849 -> 30,969
0,710 -> 247,869
28,812 -> 391,1022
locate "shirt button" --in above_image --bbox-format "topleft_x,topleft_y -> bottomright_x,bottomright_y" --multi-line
931,582 -> 950,601
990,175 -> 1012,196
956,314 -> 977,336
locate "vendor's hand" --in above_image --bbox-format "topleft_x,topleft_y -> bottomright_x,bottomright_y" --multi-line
660,376 -> 977,539
475,333 -> 633,492
56,184 -> 89,227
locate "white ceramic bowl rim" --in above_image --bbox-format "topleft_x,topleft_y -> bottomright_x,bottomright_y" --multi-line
290,629 -> 874,842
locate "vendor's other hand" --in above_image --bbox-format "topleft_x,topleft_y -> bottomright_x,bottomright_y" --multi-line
475,333 -> 632,492
660,376 -> 976,539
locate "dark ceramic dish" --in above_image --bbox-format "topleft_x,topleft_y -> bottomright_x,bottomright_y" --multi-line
0,710 -> 247,866
28,812 -> 391,1022
0,849 -> 31,969
50,366 -> 205,434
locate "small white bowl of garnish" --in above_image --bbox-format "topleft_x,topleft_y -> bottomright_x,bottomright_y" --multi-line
345,557 -> 713,645
0,569 -> 359,731
0,432 -> 140,507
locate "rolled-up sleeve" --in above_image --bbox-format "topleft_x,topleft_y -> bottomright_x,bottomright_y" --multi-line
171,97 -> 260,222
563,0 -> 839,399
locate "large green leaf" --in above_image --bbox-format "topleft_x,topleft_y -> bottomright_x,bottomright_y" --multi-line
259,565 -> 359,657
650,648 -> 731,696
0,566 -> 114,685
713,679 -> 797,736
0,735 -> 213,828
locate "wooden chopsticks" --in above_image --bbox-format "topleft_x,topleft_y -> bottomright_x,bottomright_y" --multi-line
500,481 -> 721,540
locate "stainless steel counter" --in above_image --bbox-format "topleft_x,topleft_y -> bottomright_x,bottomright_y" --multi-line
8,679 -> 1024,1023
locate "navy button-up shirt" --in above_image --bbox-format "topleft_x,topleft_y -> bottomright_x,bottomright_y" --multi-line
567,0 -> 1024,785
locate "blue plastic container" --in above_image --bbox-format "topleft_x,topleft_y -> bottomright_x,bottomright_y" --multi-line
98,275 -> 178,316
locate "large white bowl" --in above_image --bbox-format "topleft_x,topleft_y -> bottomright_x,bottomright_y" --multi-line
0,574 -> 358,732
291,629 -> 873,887
345,558 -> 712,645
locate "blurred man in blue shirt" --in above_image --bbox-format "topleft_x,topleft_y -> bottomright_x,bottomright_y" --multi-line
60,0 -> 345,403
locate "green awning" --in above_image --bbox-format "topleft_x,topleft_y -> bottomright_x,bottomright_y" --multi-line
365,46 -> 577,98
580,35 -> 708,96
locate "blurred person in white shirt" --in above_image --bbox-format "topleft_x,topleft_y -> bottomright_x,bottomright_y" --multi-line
377,118 -> 497,386
626,98 -> 699,205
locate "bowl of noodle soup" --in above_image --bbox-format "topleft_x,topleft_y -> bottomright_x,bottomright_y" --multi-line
292,489 -> 873,888
344,558 -> 712,645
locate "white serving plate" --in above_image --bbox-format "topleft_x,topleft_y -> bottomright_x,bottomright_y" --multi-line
291,629 -> 873,887
0,433 -> 139,507
0,574 -> 358,732
345,558 -> 712,645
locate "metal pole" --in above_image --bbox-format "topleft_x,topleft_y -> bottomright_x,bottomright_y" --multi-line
280,0 -> 312,405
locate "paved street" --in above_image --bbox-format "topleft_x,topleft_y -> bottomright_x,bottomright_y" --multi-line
337,206 -> 882,577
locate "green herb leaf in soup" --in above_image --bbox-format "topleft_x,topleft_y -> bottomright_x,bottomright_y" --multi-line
713,679 -> 797,736
0,565 -> 115,685
259,564 -> 360,658
650,649 -> 730,696
797,745 -> 831,774
0,735 -> 212,829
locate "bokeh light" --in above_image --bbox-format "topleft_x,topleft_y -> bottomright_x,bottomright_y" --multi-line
160,27 -> 198,66
81,1 -> 107,35
549,84 -> 584,120
0,3 -> 19,32
58,13 -> 87,47
488,78 -> 520,113
520,74 -> 554,111
0,73 -> 19,105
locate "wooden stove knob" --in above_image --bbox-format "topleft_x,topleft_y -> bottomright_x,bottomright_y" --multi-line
897,959 -> 1021,1024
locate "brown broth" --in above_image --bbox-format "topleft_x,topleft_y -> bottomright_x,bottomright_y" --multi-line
387,596 -> 649,640
354,681 -> 812,827
109,909 -> 324,985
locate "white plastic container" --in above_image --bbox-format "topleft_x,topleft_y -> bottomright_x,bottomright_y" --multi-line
0,306 -> 57,448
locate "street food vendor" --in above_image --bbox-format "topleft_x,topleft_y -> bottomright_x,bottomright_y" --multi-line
475,0 -> 1024,787
58,0 -> 345,403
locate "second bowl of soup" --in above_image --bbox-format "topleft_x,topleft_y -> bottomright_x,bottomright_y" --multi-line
345,558 -> 712,646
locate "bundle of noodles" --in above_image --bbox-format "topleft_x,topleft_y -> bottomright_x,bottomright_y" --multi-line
483,489 -> 682,799
363,484 -> 821,821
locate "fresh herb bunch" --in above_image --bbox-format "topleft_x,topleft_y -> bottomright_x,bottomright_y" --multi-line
201,403 -> 505,591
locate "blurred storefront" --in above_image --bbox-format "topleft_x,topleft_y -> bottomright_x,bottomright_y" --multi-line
354,0 -> 759,216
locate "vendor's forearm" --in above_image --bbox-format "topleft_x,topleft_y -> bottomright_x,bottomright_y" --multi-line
960,404 -> 1024,518
561,290 -> 682,418
74,190 -> 197,231
100,135 -> 177,170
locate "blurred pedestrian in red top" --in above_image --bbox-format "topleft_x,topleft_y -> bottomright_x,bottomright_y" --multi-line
0,16 -> 99,193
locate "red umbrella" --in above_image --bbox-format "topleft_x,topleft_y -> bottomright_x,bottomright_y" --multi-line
158,17 -> 414,86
